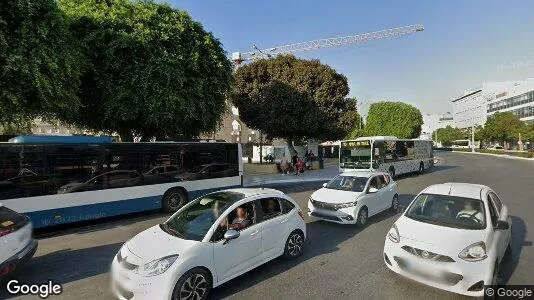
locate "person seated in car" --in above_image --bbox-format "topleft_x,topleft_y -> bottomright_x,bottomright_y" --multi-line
228,207 -> 251,231
456,201 -> 483,223
343,177 -> 355,190
265,199 -> 280,218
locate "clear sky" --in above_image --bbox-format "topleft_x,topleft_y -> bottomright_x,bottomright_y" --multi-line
165,0 -> 534,116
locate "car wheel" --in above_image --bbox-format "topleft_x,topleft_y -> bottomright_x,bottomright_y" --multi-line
356,207 -> 368,227
388,167 -> 395,179
163,188 -> 187,213
418,162 -> 424,173
390,194 -> 399,212
505,227 -> 513,257
283,230 -> 304,259
172,268 -> 212,300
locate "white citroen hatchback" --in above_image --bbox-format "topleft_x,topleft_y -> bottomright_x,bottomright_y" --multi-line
308,171 -> 399,226
384,183 -> 512,297
111,188 -> 305,300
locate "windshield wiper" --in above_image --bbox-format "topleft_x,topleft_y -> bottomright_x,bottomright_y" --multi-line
160,223 -> 185,238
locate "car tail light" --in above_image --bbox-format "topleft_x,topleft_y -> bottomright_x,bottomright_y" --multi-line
298,209 -> 304,220
0,227 -> 14,238
0,263 -> 14,276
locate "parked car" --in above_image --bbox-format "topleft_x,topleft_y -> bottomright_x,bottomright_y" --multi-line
384,183 -> 512,297
0,205 -> 38,278
111,188 -> 306,300
308,171 -> 399,226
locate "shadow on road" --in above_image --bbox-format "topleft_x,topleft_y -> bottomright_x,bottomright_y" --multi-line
209,194 -> 410,299
500,215 -> 529,284
0,243 -> 122,298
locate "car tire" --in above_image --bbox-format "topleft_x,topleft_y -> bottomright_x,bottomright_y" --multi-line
163,188 -> 188,213
418,162 -> 424,174
356,207 -> 368,227
171,267 -> 212,300
388,167 -> 395,179
390,194 -> 399,212
505,228 -> 513,257
283,230 -> 304,259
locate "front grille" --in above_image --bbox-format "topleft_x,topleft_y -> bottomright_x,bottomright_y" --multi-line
311,200 -> 338,211
401,245 -> 455,262
310,212 -> 340,221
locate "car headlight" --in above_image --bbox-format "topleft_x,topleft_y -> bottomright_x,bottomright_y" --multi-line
136,255 -> 179,277
458,242 -> 487,262
387,224 -> 400,243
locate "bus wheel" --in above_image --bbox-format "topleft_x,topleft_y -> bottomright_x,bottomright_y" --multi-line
388,166 -> 395,179
163,188 -> 187,213
419,162 -> 424,174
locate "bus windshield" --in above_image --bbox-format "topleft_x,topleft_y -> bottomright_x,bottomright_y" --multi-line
340,141 -> 372,169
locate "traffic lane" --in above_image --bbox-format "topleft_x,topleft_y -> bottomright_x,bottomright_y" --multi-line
4,152 -> 532,299
213,153 -> 533,299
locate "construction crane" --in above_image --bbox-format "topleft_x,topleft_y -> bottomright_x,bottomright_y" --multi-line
231,23 -> 424,65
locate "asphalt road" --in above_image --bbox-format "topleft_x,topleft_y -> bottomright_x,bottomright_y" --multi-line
2,152 -> 533,300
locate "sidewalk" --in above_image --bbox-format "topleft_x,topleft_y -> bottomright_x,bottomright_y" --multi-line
243,165 -> 339,187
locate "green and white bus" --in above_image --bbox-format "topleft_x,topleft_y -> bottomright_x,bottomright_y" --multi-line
340,136 -> 433,178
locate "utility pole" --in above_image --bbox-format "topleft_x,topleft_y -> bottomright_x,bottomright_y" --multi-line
471,124 -> 476,153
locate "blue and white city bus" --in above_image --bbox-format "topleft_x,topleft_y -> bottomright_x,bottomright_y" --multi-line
340,136 -> 433,177
0,136 -> 243,229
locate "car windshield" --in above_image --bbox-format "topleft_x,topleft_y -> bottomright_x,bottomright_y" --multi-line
325,175 -> 368,192
163,191 -> 245,241
405,194 -> 486,230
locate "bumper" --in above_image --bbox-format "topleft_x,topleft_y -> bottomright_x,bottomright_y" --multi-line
307,201 -> 358,224
110,255 -> 175,300
383,238 -> 491,297
0,239 -> 38,277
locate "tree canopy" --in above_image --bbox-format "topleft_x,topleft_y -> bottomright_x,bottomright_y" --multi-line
0,0 -> 83,128
364,101 -> 423,139
479,112 -> 525,143
230,55 -> 358,152
59,0 -> 233,140
433,125 -> 465,146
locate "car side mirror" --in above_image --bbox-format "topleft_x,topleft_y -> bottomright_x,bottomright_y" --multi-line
223,229 -> 240,245
368,187 -> 378,194
322,183 -> 327,188
494,220 -> 509,230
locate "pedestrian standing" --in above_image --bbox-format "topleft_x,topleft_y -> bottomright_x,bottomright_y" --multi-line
281,156 -> 289,175
295,158 -> 304,176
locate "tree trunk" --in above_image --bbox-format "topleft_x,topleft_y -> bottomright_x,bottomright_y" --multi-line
119,129 -> 133,142
286,138 -> 297,156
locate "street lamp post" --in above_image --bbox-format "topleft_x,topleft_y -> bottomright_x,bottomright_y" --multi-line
471,123 -> 476,153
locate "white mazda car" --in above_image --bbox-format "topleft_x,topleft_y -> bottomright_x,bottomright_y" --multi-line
384,183 -> 512,297
111,188 -> 306,300
308,171 -> 399,226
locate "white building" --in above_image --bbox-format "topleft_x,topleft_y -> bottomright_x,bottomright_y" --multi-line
486,79 -> 534,124
419,113 -> 454,140
452,79 -> 534,128
451,88 -> 485,129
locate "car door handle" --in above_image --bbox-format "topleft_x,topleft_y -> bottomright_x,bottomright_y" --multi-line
250,229 -> 260,236
281,218 -> 288,224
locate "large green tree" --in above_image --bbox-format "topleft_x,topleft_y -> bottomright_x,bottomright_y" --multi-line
364,101 -> 423,138
432,125 -> 465,146
479,112 -> 525,148
59,0 -> 233,140
0,0 -> 83,128
230,55 -> 358,154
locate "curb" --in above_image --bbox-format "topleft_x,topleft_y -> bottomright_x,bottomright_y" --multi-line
453,151 -> 534,162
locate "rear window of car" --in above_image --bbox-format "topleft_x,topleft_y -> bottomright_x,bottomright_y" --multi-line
0,206 -> 27,229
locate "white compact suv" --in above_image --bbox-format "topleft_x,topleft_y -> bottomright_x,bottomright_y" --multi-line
384,183 -> 512,297
111,188 -> 306,300
308,171 -> 399,226
0,205 -> 38,278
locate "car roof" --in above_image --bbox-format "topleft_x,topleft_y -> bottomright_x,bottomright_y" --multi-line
339,170 -> 383,178
224,187 -> 286,198
421,183 -> 490,200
